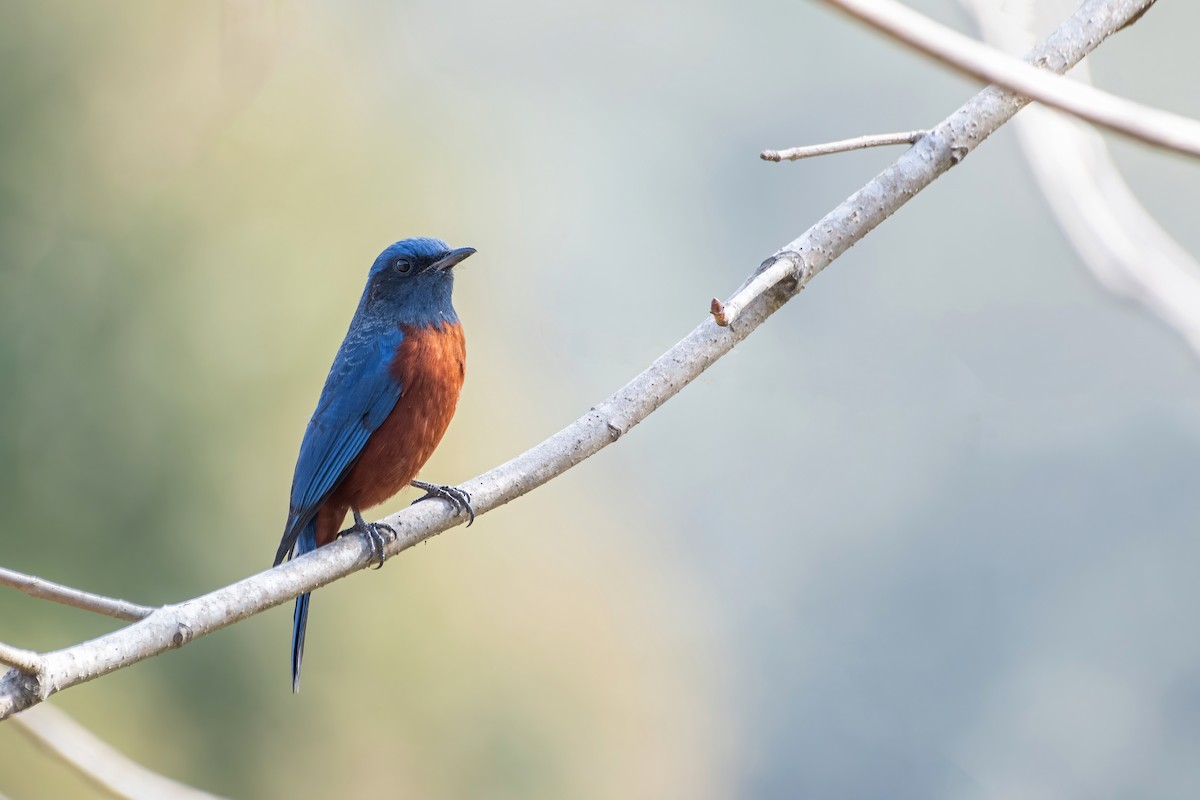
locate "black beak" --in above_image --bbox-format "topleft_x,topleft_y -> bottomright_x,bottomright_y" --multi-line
432,246 -> 476,271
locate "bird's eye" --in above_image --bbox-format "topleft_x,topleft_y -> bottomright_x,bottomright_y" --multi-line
393,258 -> 412,274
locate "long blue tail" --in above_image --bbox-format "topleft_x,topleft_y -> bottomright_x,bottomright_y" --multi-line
290,522 -> 317,693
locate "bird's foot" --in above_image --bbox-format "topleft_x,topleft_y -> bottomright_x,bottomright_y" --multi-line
410,480 -> 475,527
340,509 -> 397,570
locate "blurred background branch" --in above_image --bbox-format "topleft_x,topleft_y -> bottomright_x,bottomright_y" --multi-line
12,704 -> 226,800
820,0 -> 1200,158
718,0 -> 1174,329
962,0 -> 1200,358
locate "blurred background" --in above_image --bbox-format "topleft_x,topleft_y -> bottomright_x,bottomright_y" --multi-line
2,0 -> 1199,797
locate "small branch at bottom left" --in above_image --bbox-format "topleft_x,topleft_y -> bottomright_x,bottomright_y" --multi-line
13,703 -> 229,799
0,641 -> 42,675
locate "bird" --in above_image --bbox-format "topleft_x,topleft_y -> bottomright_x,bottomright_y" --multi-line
273,237 -> 476,692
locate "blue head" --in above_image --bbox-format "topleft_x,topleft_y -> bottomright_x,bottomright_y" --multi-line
358,237 -> 475,327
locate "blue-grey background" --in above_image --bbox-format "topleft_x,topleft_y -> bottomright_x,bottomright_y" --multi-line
2,1 -> 1198,797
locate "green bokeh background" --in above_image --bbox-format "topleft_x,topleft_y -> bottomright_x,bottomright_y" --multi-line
2,1 -> 1199,798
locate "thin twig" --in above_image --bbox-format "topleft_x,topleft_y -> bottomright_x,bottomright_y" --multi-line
0,0 -> 1156,720
761,130 -> 926,162
819,0 -> 1200,159
0,566 -> 154,622
0,642 -> 42,674
12,703 -> 227,800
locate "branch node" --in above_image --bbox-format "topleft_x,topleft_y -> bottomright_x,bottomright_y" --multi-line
710,297 -> 730,326
1,665 -> 43,715
170,622 -> 193,649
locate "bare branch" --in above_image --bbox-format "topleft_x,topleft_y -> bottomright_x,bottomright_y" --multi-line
818,0 -> 1200,159
0,642 -> 42,674
963,0 -> 1200,359
12,703 -> 227,800
0,0 -> 1155,720
0,566 -> 154,623
715,0 -> 1156,328
761,130 -> 926,162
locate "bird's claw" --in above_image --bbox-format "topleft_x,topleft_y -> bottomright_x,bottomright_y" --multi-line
362,522 -> 396,569
340,509 -> 397,569
410,480 -> 475,527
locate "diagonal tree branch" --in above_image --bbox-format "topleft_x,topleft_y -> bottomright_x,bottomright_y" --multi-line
0,0 -> 1157,720
0,567 -> 154,623
819,0 -> 1200,158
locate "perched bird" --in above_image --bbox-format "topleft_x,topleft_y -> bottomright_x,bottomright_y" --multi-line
274,237 -> 476,692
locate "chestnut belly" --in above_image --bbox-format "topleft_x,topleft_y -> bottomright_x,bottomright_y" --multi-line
315,321 -> 465,544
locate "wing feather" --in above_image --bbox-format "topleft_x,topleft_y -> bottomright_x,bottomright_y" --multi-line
274,326 -> 405,564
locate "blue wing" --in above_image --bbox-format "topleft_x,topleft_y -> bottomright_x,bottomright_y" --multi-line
274,325 -> 406,565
